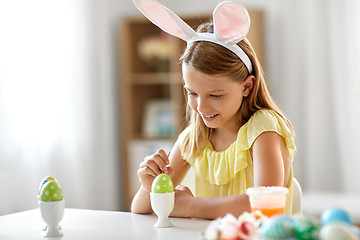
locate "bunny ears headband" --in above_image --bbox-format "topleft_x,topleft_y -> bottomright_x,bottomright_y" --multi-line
133,0 -> 253,74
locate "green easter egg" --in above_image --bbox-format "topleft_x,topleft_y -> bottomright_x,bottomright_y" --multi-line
40,181 -> 63,201
38,176 -> 59,196
152,174 -> 173,193
292,216 -> 320,240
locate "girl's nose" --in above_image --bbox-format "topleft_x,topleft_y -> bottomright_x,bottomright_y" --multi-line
197,97 -> 209,113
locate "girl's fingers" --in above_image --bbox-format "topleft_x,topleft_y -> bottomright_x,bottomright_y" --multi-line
138,149 -> 170,184
152,149 -> 169,172
140,158 -> 162,175
142,150 -> 169,173
156,149 -> 170,165
138,166 -> 157,178
137,149 -> 171,191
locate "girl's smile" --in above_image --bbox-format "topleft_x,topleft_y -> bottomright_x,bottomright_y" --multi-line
201,113 -> 219,122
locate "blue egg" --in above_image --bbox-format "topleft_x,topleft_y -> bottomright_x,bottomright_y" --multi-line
321,208 -> 353,225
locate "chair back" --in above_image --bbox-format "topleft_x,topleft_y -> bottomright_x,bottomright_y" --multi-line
292,177 -> 302,215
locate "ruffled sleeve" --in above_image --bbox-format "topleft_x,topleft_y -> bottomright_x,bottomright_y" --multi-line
246,110 -> 296,160
177,109 -> 296,186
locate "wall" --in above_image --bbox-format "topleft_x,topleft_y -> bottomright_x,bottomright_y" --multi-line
1,0 -> 358,215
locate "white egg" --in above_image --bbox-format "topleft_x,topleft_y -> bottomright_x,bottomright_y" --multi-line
319,222 -> 358,240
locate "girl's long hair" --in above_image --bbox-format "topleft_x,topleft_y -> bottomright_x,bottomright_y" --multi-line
180,22 -> 293,158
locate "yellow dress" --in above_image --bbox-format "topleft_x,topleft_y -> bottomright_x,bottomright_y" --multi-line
177,109 -> 296,215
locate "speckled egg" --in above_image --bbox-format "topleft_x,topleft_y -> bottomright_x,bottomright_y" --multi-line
292,216 -> 321,240
40,181 -> 63,202
319,222 -> 358,240
151,174 -> 173,193
321,208 -> 353,226
259,215 -> 295,239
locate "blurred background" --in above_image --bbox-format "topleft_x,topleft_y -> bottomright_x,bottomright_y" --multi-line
0,0 -> 359,215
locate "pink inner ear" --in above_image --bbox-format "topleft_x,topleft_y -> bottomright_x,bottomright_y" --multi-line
214,3 -> 249,42
135,0 -> 194,41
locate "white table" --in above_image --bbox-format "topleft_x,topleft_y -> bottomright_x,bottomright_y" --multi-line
0,208 -> 211,240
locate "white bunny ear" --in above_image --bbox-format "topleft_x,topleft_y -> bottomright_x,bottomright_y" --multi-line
213,1 -> 250,44
133,0 -> 196,41
133,0 -> 254,73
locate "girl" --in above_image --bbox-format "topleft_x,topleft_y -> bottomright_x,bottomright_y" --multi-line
131,0 -> 296,219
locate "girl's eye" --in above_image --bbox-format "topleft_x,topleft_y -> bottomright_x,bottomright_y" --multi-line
210,94 -> 222,98
187,92 -> 197,96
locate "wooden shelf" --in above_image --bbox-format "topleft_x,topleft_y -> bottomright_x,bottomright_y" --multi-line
130,73 -> 183,85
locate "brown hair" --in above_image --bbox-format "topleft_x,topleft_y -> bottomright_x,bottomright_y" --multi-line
180,22 -> 293,157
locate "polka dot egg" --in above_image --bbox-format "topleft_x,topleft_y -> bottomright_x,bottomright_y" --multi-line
152,173 -> 173,193
40,181 -> 63,202
38,176 -> 59,196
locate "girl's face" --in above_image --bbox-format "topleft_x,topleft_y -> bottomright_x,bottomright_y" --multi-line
183,64 -> 249,132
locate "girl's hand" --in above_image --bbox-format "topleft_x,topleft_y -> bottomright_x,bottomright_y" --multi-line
137,149 -> 170,192
171,185 -> 194,218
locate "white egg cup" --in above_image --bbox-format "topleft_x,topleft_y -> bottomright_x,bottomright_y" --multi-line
38,199 -> 65,237
150,192 -> 174,228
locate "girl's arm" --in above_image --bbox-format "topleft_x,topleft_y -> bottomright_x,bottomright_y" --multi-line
131,141 -> 190,214
131,185 -> 151,214
171,131 -> 290,219
252,131 -> 291,187
172,187 -> 251,219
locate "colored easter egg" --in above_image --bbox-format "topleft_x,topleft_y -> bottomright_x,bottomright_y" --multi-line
292,216 -> 321,240
152,174 -> 173,193
40,181 -> 63,202
321,208 -> 353,225
319,222 -> 358,240
38,176 -> 59,196
259,215 -> 295,239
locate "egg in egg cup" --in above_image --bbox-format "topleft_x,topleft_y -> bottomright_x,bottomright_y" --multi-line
38,178 -> 65,237
150,174 -> 175,228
